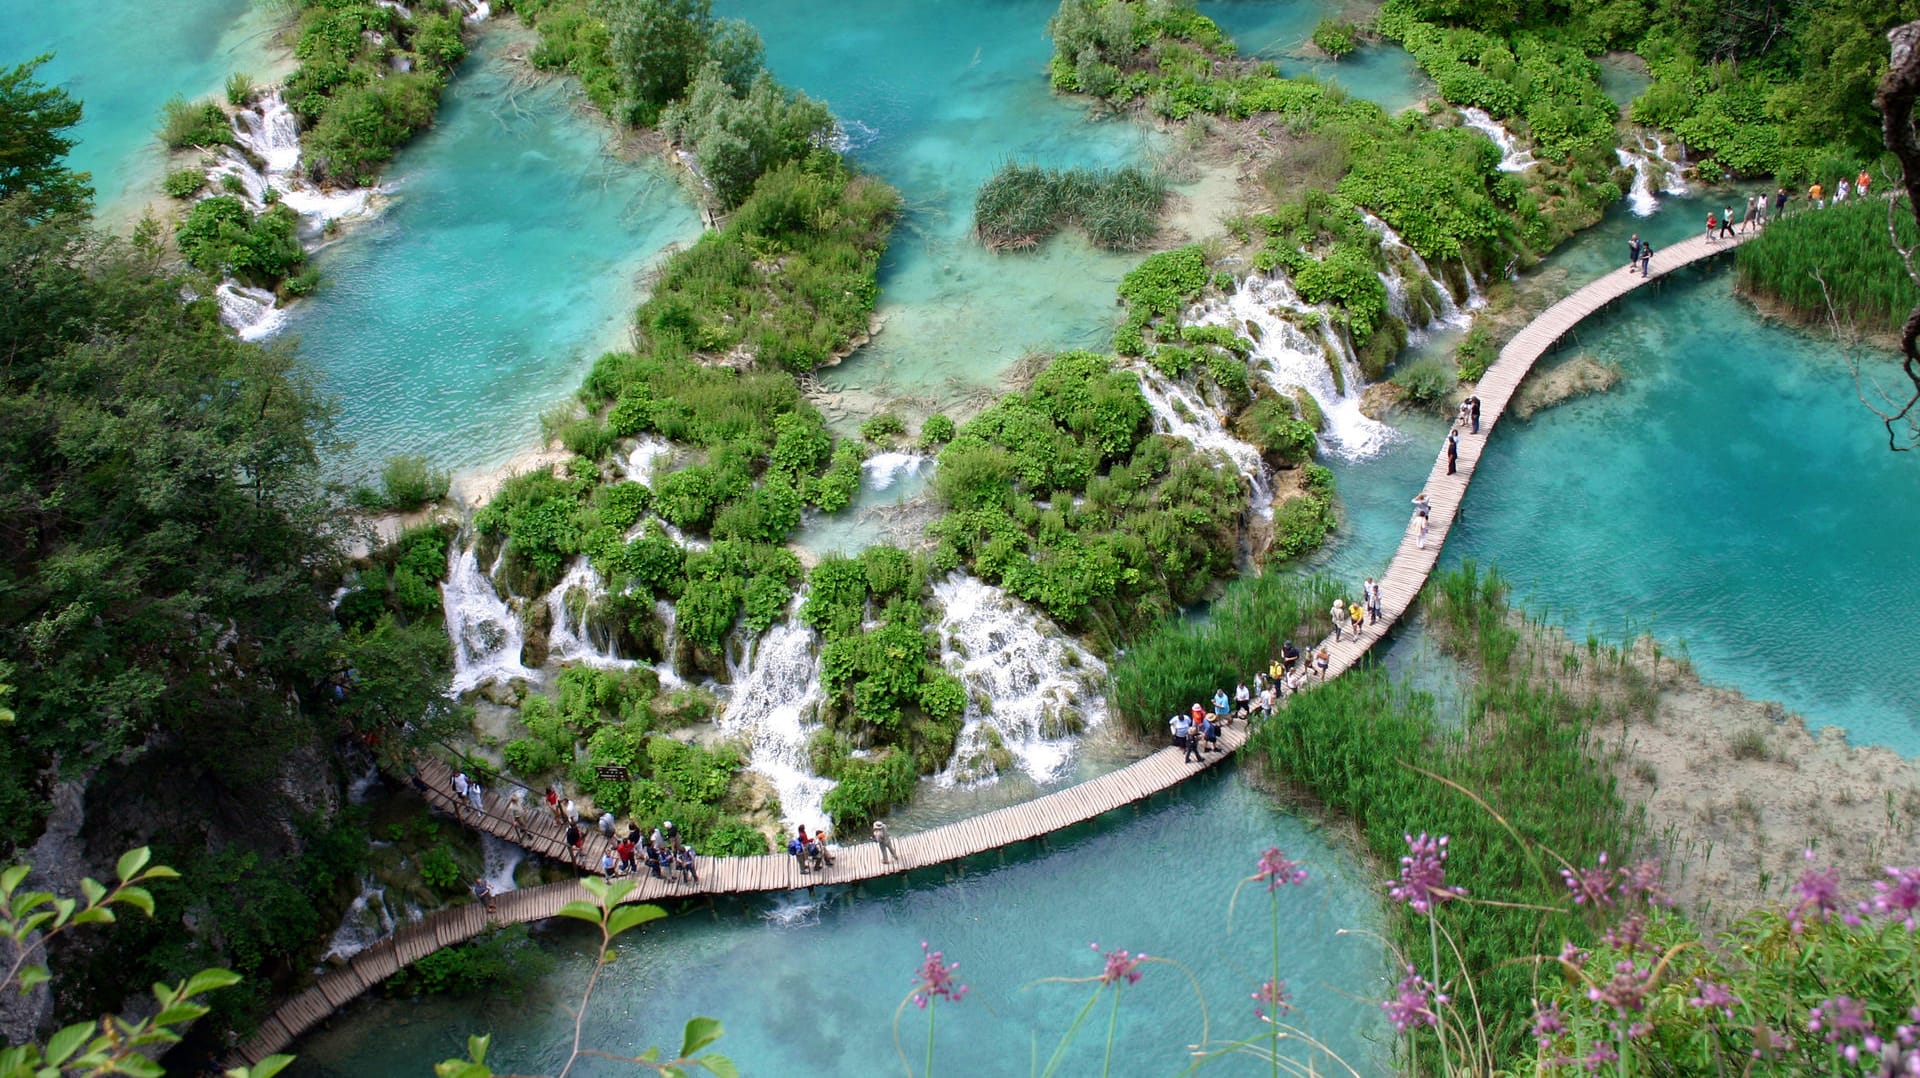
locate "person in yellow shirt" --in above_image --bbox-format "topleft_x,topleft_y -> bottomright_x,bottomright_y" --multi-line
1348,602 -> 1365,639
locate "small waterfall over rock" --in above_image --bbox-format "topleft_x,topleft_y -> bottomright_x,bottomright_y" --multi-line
321,877 -> 397,964
623,436 -> 676,486
861,451 -> 932,491
717,609 -> 835,827
1459,107 -> 1538,173
1134,363 -> 1274,516
214,282 -> 288,342
1184,276 -> 1400,460
444,546 -> 534,694
1361,212 -> 1479,332
1615,129 -> 1688,217
545,558 -> 635,669
480,834 -> 523,893
933,574 -> 1108,787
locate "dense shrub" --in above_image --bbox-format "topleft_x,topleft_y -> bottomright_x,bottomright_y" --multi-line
161,168 -> 205,199
1455,324 -> 1495,381
660,64 -> 834,209
174,196 -> 306,286
1269,464 -> 1337,560
973,162 -> 1168,250
387,924 -> 552,998
158,96 -> 232,149
1312,18 -> 1360,58
1391,355 -> 1459,407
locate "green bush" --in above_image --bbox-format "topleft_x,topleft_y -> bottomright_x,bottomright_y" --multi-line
174,196 -> 306,286
660,64 -> 834,209
224,72 -> 256,106
1269,465 -> 1338,561
1391,355 -> 1458,407
859,412 -> 906,443
1233,396 -> 1318,466
161,168 -> 205,199
820,748 -> 917,830
159,96 -> 232,149
1312,18 -> 1359,58
1455,324 -> 1495,381
973,162 -> 1168,250
387,924 -> 552,998
919,413 -> 956,446
376,454 -> 451,510
807,442 -> 864,512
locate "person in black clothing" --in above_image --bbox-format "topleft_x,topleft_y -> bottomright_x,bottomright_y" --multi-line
1446,427 -> 1459,474
564,821 -> 585,866
1639,243 -> 1653,278
1281,641 -> 1301,679
1467,395 -> 1481,434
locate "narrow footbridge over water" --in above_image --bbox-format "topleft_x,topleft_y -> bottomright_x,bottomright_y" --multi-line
226,228 -> 1749,1068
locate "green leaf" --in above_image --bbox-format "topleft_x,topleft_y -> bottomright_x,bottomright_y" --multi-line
433,1062 -> 492,1078
679,1016 -> 724,1058
555,901 -> 603,925
137,865 -> 180,882
228,1054 -> 296,1078
154,1002 -> 211,1026
114,886 -> 155,918
69,907 -> 115,926
116,847 -> 153,882
77,878 -> 106,907
606,903 -> 666,941
49,898 -> 75,928
119,1053 -> 165,1078
16,963 -> 51,993
183,968 -> 244,997
696,1052 -> 740,1078
44,1021 -> 93,1066
465,1034 -> 490,1064
0,865 -> 28,898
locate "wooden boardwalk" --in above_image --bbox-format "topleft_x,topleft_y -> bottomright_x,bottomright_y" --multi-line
224,226 -> 1749,1069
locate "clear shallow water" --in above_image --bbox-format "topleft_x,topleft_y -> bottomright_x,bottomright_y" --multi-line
0,0 -> 286,223
280,29 -> 703,474
289,772 -> 1390,1076
1199,0 -> 1433,114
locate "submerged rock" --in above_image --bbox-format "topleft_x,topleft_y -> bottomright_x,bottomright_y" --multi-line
1511,355 -> 1621,419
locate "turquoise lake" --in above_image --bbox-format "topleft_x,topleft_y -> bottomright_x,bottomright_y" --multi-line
289,772 -> 1390,1077
0,0 -> 285,222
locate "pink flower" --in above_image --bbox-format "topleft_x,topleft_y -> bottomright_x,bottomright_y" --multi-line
1586,960 -> 1653,1015
911,941 -> 968,1009
1532,1000 -> 1566,1048
1252,978 -> 1292,1021
1090,942 -> 1145,986
1256,847 -> 1309,891
1688,978 -> 1740,1019
1616,857 -> 1668,905
1562,851 -> 1614,907
1389,833 -> 1459,914
1867,866 -> 1920,930
1382,965 -> 1445,1031
1790,850 -> 1842,932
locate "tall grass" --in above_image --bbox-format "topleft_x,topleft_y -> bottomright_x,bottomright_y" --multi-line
1244,562 -> 1644,1067
973,162 -> 1168,251
1108,572 -> 1342,737
1735,197 -> 1920,334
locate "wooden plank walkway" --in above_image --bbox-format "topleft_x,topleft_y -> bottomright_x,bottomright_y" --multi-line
224,226 -> 1749,1070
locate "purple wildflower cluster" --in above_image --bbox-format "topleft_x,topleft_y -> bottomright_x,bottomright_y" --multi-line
1382,965 -> 1446,1032
1561,852 -> 1614,907
1687,977 -> 1740,1019
911,942 -> 968,1010
1090,942 -> 1145,986
1389,833 -> 1459,914
1865,866 -> 1920,930
1251,978 -> 1292,1022
1255,847 -> 1309,892
1804,1000 -> 1920,1072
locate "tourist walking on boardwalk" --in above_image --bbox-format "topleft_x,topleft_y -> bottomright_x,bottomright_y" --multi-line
1234,681 -> 1251,720
1314,648 -> 1330,679
1281,640 -> 1301,679
664,819 -> 681,847
509,789 -> 529,837
466,779 -> 484,818
1775,186 -> 1790,217
1446,426 -> 1460,475
1627,232 -> 1641,268
452,770 -> 470,820
471,876 -> 496,915
1348,601 -> 1366,639
564,798 -> 580,826
675,844 -> 698,883
1467,394 -> 1481,434
1639,242 -> 1652,278
1741,196 -> 1758,233
1365,577 -> 1382,623
1172,710 -> 1196,763
874,819 -> 898,863
564,820 -> 585,866
597,810 -> 615,837
1704,210 -> 1717,243
1719,206 -> 1735,239
646,838 -> 666,878
617,837 -> 636,874
546,786 -> 563,827
600,849 -> 619,879
1329,598 -> 1347,640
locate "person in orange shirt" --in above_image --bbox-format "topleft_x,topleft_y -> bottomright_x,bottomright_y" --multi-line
1810,181 -> 1825,209
1859,170 -> 1872,197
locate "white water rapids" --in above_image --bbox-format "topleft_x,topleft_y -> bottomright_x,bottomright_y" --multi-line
1459,107 -> 1538,173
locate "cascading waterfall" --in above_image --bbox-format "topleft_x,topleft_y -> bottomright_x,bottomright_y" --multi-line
1134,363 -> 1275,517
1361,211 -> 1479,331
933,574 -> 1108,787
623,436 -> 676,487
1184,275 -> 1400,460
320,878 -> 397,964
1615,128 -> 1689,217
544,558 -> 635,669
214,282 -> 288,342
480,834 -> 523,893
861,451 -> 932,492
444,546 -> 534,693
1459,107 -> 1538,173
717,608 -> 835,827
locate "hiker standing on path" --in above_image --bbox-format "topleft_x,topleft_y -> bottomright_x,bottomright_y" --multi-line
1465,394 -> 1481,434
451,771 -> 469,820
509,790 -> 529,837
1365,577 -> 1382,624
1281,640 -> 1301,680
1348,601 -> 1366,640
1627,232 -> 1641,268
564,821 -> 585,866
472,877 -> 496,915
874,819 -> 898,863
1412,492 -> 1432,548
1330,598 -> 1347,640
1446,427 -> 1460,475
1719,206 -> 1736,239
1741,196 -> 1758,233
547,786 -> 563,827
466,779 -> 484,819
1173,711 -> 1197,763
1775,186 -> 1790,218
1639,243 -> 1653,278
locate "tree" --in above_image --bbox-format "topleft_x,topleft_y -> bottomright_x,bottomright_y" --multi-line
1872,18 -> 1920,450
598,0 -> 716,125
0,57 -> 92,218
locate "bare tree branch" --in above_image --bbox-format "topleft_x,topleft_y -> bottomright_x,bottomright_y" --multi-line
1873,19 -> 1920,450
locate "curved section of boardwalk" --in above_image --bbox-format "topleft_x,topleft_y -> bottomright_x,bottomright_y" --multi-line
226,227 -> 1749,1068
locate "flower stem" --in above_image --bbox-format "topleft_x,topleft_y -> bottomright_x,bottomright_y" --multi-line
1270,894 -> 1281,1078
1102,985 -> 1122,1077
927,999 -> 936,1078
1041,986 -> 1104,1078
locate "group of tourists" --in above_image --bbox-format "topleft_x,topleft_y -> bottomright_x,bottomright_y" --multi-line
600,817 -> 701,884
1807,170 -> 1874,210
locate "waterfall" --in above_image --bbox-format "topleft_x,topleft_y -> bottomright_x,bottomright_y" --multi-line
221,91 -> 378,231
717,610 -> 836,828
320,877 -> 397,963
932,574 -> 1108,787
214,282 -> 288,342
623,436 -> 676,486
480,834 -> 523,893
545,558 -> 635,669
1184,276 -> 1400,460
1361,211 -> 1479,330
1133,363 -> 1274,517
444,546 -> 534,694
1459,107 -> 1538,173
1615,129 -> 1689,217
347,762 -> 383,804
861,451 -> 931,491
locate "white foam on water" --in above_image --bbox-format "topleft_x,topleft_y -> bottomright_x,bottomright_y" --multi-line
480,834 -> 522,893
545,558 -> 637,669
861,451 -> 930,491
1459,107 -> 1538,173
1615,129 -> 1688,217
321,878 -> 396,963
214,282 -> 288,342
932,574 -> 1107,788
623,436 -> 675,485
1133,361 -> 1274,516
444,546 -> 534,693
718,609 -> 836,828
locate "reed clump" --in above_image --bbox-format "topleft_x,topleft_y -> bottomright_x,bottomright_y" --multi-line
973,162 -> 1168,251
1735,198 -> 1920,335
